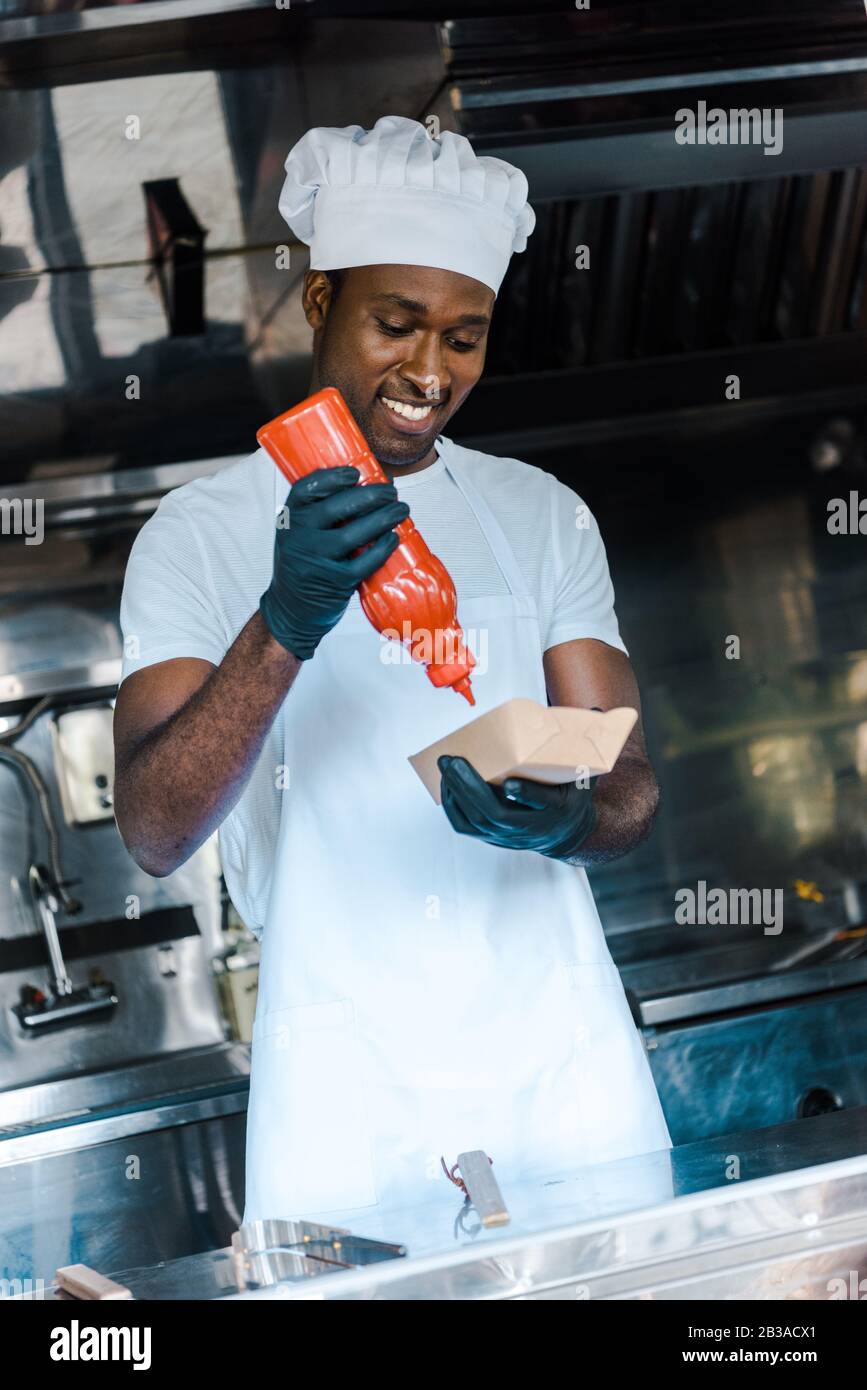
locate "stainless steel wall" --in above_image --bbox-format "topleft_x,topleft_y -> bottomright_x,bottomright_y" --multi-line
0,16 -> 447,483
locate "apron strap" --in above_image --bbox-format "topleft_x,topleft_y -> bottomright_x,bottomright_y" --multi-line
436,436 -> 532,599
270,433 -> 532,600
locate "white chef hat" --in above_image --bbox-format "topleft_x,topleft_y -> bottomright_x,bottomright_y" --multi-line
278,115 -> 535,295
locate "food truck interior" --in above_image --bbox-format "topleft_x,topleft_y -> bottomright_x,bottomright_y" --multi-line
1,0 -> 866,1300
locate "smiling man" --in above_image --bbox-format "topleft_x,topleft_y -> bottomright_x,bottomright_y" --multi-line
308,264 -> 494,465
113,116 -> 671,1226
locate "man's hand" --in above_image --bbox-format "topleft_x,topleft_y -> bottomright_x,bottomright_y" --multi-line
438,755 -> 597,861
260,466 -> 409,660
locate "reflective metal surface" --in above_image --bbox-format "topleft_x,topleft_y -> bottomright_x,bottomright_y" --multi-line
256,1152 -> 867,1300
215,1115 -> 867,1299
645,986 -> 867,1145
0,932 -> 226,1092
6,1105 -> 867,1301
0,1040 -> 250,1135
0,675 -> 227,1076
0,18 -> 447,484
1,0 -> 291,41
1,1105 -> 247,1285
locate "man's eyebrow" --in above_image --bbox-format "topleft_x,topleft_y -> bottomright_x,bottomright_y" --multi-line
370,292 -> 490,328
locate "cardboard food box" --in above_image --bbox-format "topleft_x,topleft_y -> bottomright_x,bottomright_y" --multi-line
409,697 -> 638,805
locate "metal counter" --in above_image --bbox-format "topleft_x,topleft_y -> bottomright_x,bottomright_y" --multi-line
0,1044 -> 250,1284
16,1106 -> 867,1301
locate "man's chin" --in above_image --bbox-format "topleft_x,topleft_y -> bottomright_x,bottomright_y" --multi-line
366,429 -> 437,470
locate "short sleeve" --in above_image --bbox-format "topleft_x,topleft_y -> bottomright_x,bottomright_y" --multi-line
544,475 -> 628,656
119,491 -> 229,685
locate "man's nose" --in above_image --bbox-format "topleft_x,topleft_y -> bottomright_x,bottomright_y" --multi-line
399,335 -> 450,400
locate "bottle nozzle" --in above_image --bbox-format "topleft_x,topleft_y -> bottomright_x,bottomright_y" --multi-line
453,676 -> 475,705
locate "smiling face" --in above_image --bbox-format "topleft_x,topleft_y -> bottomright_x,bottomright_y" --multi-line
302,264 -> 494,473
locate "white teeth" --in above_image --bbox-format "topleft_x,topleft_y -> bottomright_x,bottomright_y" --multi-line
382,397 -> 433,421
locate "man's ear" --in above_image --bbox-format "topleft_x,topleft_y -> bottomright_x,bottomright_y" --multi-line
302,269 -> 336,331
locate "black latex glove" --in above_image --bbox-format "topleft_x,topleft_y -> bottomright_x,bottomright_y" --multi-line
260,466 -> 409,660
438,755 -> 597,861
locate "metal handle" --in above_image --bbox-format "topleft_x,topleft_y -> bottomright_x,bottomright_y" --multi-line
29,864 -> 72,997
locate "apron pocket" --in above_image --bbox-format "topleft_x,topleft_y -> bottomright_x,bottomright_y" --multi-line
248,999 -> 378,1216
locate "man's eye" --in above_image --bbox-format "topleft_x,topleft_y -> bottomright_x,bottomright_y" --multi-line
448,338 -> 479,352
376,318 -> 412,337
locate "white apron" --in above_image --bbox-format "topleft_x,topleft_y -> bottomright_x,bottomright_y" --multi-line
242,438 -> 671,1224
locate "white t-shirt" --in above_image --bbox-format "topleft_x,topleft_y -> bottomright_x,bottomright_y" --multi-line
119,435 -> 626,686
119,436 -> 627,934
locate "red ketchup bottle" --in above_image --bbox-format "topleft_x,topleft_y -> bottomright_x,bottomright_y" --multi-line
257,387 -> 476,704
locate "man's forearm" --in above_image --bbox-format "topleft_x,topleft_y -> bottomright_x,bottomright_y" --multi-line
563,757 -> 660,868
115,612 -> 301,877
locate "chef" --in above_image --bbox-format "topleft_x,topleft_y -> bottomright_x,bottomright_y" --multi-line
114,115 -> 672,1225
